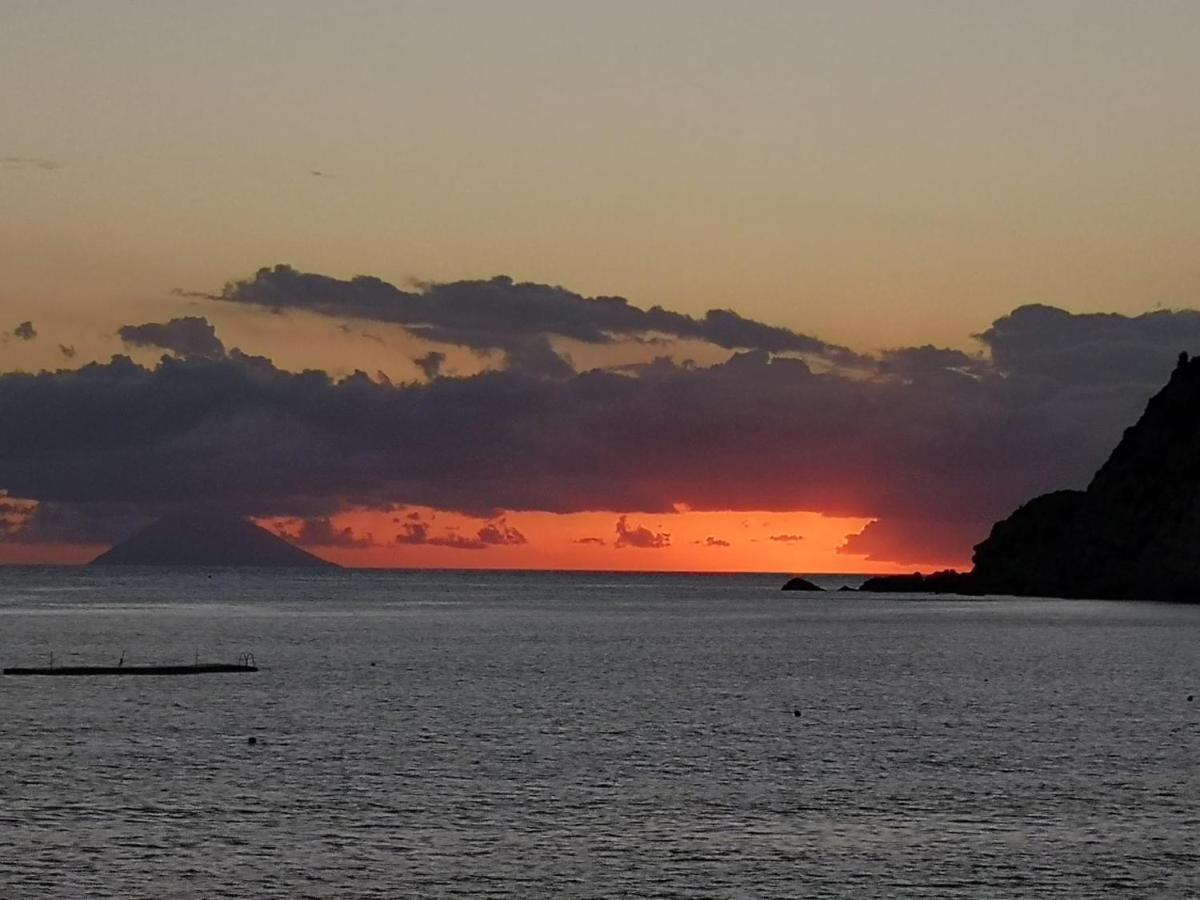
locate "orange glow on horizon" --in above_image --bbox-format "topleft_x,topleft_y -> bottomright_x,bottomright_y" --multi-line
0,508 -> 969,573
261,507 -> 968,574
0,542 -> 107,566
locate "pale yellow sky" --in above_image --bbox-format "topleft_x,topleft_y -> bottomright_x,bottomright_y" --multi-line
3,0 -> 1199,358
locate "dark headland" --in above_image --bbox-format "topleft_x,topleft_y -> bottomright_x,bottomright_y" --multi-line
853,352 -> 1200,601
91,512 -> 336,567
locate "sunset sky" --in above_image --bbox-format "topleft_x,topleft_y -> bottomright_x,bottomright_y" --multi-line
3,1 -> 1200,570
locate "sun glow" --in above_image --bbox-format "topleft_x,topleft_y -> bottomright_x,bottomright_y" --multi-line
258,507 -> 965,573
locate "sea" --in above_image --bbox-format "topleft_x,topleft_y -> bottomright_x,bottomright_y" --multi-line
1,567 -> 1198,899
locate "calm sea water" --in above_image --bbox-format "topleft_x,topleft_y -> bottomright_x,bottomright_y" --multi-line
1,567 -> 1198,898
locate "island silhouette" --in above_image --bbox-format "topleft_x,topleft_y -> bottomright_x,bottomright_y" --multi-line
854,351 -> 1200,600
92,511 -> 335,567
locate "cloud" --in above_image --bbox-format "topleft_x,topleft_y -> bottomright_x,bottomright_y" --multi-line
338,324 -> 384,345
477,519 -> 527,546
573,536 -> 606,545
0,500 -> 149,545
58,344 -> 77,360
118,316 -> 226,359
976,304 -> 1200,386
1,156 -> 59,171
394,522 -> 430,545
1,289 -> 1193,565
11,321 -> 36,341
0,344 -> 1099,561
413,351 -> 446,379
615,515 -> 670,549
695,536 -> 730,547
0,494 -> 35,539
208,265 -> 863,370
769,534 -> 804,543
393,518 -> 524,550
877,345 -> 981,379
275,516 -> 375,548
838,516 -> 974,566
504,335 -> 575,379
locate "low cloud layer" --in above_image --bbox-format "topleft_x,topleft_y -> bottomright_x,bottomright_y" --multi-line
1,269 -> 1194,565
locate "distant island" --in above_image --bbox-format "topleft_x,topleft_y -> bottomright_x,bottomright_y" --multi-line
92,512 -> 336,567
855,352 -> 1200,601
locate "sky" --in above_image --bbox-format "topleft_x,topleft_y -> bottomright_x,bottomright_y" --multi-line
2,1 -> 1199,570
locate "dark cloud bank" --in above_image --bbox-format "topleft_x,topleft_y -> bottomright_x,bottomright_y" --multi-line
5,264 -> 1200,564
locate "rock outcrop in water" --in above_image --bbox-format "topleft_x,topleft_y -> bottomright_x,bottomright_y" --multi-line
781,577 -> 824,591
847,353 -> 1200,600
91,512 -> 337,567
858,569 -> 983,595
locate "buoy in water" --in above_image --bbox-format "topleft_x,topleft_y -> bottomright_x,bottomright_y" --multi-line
247,736 -> 257,745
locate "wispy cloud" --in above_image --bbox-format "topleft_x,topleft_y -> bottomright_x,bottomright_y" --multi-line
1,156 -> 60,171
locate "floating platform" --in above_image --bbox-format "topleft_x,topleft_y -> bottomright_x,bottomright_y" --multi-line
3,663 -> 259,676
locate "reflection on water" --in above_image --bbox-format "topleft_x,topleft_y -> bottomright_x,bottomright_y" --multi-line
1,568 -> 1198,898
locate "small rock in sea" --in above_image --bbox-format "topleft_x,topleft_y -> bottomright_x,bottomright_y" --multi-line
781,577 -> 823,591
1189,695 -> 1194,702
247,736 -> 257,745
792,709 -> 802,717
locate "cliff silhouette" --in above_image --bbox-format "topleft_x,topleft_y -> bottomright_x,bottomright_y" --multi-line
92,511 -> 336,567
860,352 -> 1200,600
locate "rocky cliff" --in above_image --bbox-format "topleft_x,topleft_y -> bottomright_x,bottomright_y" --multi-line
864,352 -> 1200,600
